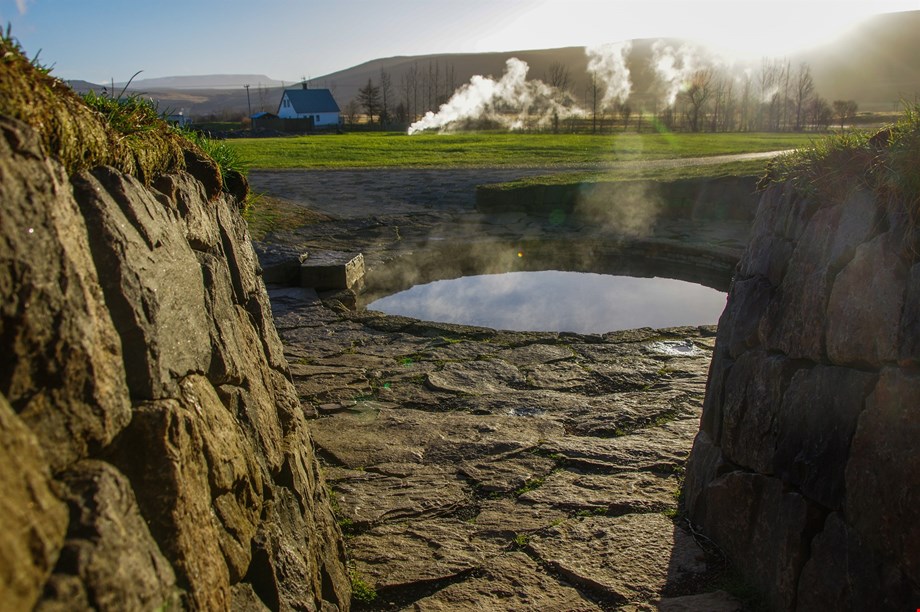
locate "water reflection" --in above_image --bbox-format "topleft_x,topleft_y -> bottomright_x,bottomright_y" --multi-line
367,271 -> 726,334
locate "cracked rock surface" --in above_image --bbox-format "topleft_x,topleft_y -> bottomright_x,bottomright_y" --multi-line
257,167 -> 753,610
272,287 -> 735,610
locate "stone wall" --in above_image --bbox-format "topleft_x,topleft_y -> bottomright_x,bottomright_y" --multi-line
0,115 -> 349,610
683,179 -> 920,609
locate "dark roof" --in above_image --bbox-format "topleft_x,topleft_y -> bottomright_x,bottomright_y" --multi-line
282,88 -> 340,113
250,111 -> 276,119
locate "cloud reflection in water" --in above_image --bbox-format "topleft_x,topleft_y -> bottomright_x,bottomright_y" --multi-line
367,271 -> 726,334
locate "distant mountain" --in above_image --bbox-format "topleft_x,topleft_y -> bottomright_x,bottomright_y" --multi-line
114,74 -> 288,90
69,11 -> 920,119
65,80 -> 104,95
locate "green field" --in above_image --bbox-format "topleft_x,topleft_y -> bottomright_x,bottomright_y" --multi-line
226,131 -> 821,170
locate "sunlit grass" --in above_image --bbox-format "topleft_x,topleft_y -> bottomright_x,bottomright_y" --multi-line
226,131 -> 819,170
766,103 -> 920,209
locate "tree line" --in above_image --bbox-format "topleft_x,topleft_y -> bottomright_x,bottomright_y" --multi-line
344,56 -> 859,133
645,59 -> 858,133
343,59 -> 459,128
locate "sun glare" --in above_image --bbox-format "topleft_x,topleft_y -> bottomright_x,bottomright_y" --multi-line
478,0 -> 917,61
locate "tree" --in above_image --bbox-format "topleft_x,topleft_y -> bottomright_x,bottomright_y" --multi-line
792,63 -> 815,131
546,62 -> 571,133
379,68 -> 393,127
683,68 -> 714,133
808,96 -> 833,131
344,99 -> 361,125
401,66 -> 417,123
588,71 -> 600,134
832,99 -> 858,129
394,101 -> 408,124
358,79 -> 381,124
620,103 -> 632,131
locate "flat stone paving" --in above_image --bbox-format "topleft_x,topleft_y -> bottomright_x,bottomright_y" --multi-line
257,168 -> 748,610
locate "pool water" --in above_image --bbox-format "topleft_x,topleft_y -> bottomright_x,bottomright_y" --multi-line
367,270 -> 727,334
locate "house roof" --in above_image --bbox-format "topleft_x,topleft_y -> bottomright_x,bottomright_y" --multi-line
282,88 -> 340,114
251,112 -> 276,119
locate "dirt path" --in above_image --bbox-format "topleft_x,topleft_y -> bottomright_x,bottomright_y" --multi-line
247,150 -> 785,220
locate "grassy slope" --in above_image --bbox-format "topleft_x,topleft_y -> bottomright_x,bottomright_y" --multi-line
226,131 -> 818,170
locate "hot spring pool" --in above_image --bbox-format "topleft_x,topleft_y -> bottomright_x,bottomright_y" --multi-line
366,270 -> 727,334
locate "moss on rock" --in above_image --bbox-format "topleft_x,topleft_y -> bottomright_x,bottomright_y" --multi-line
0,29 -> 214,187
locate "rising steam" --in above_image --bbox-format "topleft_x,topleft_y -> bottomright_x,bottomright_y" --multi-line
585,41 -> 633,107
651,40 -> 708,106
408,58 -> 580,134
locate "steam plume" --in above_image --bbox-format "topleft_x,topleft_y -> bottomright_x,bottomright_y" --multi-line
651,40 -> 707,106
408,58 -> 580,135
585,41 -> 633,107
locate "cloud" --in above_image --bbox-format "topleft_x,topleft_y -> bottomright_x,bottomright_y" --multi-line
16,0 -> 33,15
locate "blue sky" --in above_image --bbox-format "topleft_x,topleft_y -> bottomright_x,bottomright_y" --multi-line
2,0 -> 917,83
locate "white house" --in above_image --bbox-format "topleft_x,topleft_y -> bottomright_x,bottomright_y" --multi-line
277,85 -> 341,127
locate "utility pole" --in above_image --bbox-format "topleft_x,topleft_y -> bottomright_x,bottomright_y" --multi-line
243,84 -> 252,129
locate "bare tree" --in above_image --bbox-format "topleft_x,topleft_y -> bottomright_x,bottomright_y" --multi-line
832,99 -> 858,129
792,63 -> 815,131
400,70 -> 415,123
739,71 -> 754,131
344,99 -> 361,125
588,71 -> 600,134
758,58 -> 778,131
808,96 -> 832,131
683,68 -> 714,132
621,103 -> 632,131
379,68 -> 393,127
547,62 -> 572,133
547,62 -> 571,91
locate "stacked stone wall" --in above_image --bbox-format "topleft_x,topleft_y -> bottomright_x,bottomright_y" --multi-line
0,115 -> 349,610
684,180 -> 920,610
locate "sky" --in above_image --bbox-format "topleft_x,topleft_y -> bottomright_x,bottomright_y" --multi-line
2,0 -> 918,84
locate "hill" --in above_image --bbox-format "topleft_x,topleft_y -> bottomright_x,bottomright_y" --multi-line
121,74 -> 286,90
81,10 -> 920,120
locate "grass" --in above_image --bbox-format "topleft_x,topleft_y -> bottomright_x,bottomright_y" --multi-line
764,103 -> 920,252
240,193 -> 331,240
766,103 -> 920,202
226,131 -> 819,170
349,568 -> 377,604
180,127 -> 246,187
1,28 -> 188,182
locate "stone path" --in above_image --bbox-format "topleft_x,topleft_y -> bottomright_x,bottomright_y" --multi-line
256,168 -> 751,609
270,288 -> 744,610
